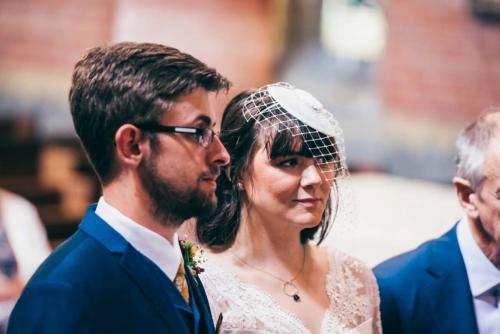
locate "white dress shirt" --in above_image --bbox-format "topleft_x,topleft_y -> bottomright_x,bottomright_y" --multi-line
457,218 -> 500,334
95,196 -> 182,281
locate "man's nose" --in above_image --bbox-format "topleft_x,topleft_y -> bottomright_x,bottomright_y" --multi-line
208,134 -> 230,167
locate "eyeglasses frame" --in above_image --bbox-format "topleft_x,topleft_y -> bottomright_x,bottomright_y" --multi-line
133,122 -> 216,148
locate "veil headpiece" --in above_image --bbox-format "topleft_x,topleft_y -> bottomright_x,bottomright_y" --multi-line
242,82 -> 348,182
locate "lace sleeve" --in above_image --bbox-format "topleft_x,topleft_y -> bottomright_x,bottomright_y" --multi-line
326,249 -> 382,333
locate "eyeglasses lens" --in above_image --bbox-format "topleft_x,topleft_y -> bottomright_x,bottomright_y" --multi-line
200,129 -> 214,148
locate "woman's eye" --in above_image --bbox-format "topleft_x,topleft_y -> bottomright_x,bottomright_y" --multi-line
316,157 -> 327,164
316,154 -> 335,164
278,158 -> 299,167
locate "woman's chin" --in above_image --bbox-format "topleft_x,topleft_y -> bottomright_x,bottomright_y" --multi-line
288,214 -> 322,229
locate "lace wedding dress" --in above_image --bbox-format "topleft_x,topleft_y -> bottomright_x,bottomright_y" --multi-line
200,248 -> 381,334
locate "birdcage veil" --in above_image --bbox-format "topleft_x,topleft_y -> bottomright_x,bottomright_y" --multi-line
240,82 -> 354,240
242,82 -> 348,180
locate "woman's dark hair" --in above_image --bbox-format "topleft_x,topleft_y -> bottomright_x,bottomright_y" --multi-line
197,89 -> 342,250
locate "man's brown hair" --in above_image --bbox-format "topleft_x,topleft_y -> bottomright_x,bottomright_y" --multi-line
69,42 -> 230,183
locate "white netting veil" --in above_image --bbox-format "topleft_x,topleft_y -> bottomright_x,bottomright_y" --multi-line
242,82 -> 348,181
241,82 -> 354,240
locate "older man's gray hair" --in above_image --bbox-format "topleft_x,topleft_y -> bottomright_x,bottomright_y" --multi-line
455,107 -> 500,191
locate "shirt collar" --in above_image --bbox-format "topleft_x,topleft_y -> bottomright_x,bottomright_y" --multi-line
95,196 -> 182,281
457,217 -> 500,297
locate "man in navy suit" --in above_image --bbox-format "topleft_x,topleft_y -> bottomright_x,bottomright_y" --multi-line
8,42 -> 230,333
374,109 -> 500,334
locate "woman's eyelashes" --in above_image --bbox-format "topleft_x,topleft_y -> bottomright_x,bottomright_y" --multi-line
315,155 -> 335,164
275,156 -> 300,167
273,155 -> 337,169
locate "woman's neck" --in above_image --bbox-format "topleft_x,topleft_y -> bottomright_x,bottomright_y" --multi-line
230,208 -> 307,271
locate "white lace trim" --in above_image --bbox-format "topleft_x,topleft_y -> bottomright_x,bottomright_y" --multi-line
326,250 -> 381,333
200,248 -> 381,334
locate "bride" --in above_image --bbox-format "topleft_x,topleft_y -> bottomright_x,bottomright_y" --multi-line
197,83 -> 381,333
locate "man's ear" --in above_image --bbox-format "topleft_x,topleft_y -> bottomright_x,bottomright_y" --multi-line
453,176 -> 479,219
114,124 -> 147,168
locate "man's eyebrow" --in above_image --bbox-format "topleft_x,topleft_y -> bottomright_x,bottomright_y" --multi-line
194,115 -> 213,127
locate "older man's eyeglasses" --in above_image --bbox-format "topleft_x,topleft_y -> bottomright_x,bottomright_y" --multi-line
134,123 -> 216,148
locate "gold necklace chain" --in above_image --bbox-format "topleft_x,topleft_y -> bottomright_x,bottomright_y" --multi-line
231,246 -> 306,302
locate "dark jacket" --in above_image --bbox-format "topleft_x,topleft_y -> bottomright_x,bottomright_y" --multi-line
8,205 -> 215,334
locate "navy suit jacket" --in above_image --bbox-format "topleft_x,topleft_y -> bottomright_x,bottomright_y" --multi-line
374,225 -> 479,334
8,205 -> 216,334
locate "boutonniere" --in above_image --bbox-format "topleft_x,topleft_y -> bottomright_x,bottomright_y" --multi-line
180,240 -> 205,276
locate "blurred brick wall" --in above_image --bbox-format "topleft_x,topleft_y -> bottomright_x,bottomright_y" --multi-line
0,0 -> 116,70
0,0 -> 280,109
111,0 -> 283,110
0,0 -> 116,99
381,0 -> 500,121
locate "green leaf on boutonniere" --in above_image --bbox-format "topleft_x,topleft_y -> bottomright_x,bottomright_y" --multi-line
180,240 -> 205,276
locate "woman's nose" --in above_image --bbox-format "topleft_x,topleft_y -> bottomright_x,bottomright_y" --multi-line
300,163 -> 322,187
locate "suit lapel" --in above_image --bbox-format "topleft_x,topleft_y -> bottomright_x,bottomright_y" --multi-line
422,226 -> 479,334
120,244 -> 193,332
79,205 -> 127,254
79,206 -> 193,334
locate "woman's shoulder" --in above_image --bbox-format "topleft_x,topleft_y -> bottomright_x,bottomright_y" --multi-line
321,246 -> 375,283
320,246 -> 380,331
199,250 -> 230,279
197,249 -> 243,294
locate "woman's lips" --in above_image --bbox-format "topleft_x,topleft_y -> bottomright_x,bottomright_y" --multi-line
294,198 -> 322,208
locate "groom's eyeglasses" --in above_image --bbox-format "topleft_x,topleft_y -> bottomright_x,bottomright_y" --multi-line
134,122 -> 216,148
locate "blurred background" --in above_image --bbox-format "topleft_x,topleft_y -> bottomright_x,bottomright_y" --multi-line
1,0 -> 500,265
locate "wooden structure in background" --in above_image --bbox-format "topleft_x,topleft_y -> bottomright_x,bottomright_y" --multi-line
0,118 -> 99,247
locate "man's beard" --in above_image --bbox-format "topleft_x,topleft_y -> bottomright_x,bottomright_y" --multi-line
138,155 -> 219,227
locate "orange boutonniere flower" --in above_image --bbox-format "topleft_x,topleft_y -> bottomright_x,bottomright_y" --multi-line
180,240 -> 205,276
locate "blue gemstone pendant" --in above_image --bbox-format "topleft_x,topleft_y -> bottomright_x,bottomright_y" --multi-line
283,281 -> 301,302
